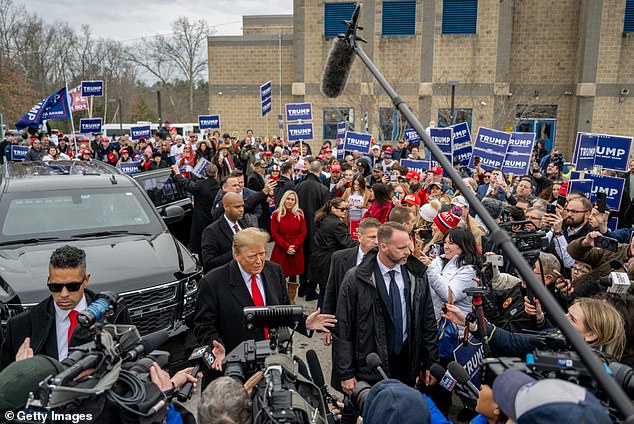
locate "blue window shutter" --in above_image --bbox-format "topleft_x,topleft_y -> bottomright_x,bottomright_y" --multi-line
324,2 -> 358,38
382,1 -> 417,36
442,0 -> 478,35
625,0 -> 634,32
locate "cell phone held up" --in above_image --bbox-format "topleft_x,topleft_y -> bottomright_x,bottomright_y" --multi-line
546,203 -> 556,215
594,235 -> 619,252
596,192 -> 607,214
556,194 -> 567,209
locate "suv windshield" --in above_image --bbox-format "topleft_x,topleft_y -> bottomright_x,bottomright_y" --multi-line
0,187 -> 164,242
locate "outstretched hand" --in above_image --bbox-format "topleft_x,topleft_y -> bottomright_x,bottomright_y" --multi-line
306,308 -> 337,333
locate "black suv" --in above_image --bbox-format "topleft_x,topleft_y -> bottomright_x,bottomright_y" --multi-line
0,161 -> 202,340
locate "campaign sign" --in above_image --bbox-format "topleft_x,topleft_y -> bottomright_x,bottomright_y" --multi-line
400,159 -> 430,175
451,122 -> 472,166
130,125 -> 151,140
453,338 -> 485,388
337,121 -> 347,138
429,127 -> 453,168
10,145 -> 28,161
584,174 -> 626,210
572,133 -> 597,171
608,217 -> 619,232
454,144 -> 473,167
261,98 -> 272,117
570,171 -> 583,180
507,132 -> 536,156
594,134 -> 633,172
343,131 -> 372,154
260,81 -> 272,117
469,148 -> 505,171
198,115 -> 220,130
285,103 -> 312,122
568,179 -> 594,200
119,161 -> 141,175
287,122 -> 314,142
404,128 -> 422,145
79,118 -> 102,134
502,154 -> 531,176
473,127 -> 511,153
192,158 -> 211,178
81,80 -> 103,97
336,138 -> 345,161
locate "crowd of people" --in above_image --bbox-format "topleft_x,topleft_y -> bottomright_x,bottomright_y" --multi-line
1,122 -> 634,423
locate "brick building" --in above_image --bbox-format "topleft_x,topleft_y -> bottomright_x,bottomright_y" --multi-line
208,0 -> 634,158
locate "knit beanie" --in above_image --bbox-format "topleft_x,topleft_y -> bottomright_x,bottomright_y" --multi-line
434,212 -> 461,234
419,203 -> 439,222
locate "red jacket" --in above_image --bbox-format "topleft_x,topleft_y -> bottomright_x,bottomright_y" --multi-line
270,210 -> 307,278
362,201 -> 392,223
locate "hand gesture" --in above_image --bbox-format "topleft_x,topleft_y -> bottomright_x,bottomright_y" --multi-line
556,277 -> 574,297
418,252 -> 432,266
149,362 -> 173,391
306,308 -> 337,332
263,180 -> 277,195
16,337 -> 33,362
211,340 -> 225,372
440,303 -> 466,327
524,296 -> 544,322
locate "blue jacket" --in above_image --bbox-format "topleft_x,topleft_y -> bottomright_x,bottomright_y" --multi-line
476,183 -> 507,202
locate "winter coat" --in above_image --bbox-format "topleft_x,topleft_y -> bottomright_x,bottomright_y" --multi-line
309,213 -> 357,287
363,201 -> 392,223
295,173 -> 332,251
270,210 -> 307,278
426,255 -> 478,318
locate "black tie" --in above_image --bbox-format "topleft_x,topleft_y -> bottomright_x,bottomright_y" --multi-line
388,270 -> 403,354
233,224 -> 240,234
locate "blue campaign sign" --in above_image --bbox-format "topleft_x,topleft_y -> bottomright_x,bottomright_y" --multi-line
287,122 -> 313,142
336,121 -> 347,139
469,148 -> 505,171
10,145 -> 28,161
429,127 -> 453,168
568,179 -> 594,200
572,133 -> 597,171
473,127 -> 511,153
119,161 -> 141,175
261,98 -> 272,117
507,132 -> 536,156
453,338 -> 485,388
130,125 -> 151,140
404,128 -> 421,145
198,115 -> 220,129
451,122 -> 471,146
594,134 -> 633,172
400,159 -> 430,175
585,174 -> 626,210
260,81 -> 272,117
454,144 -> 473,166
570,171 -> 583,180
81,80 -> 103,97
79,118 -> 102,134
336,138 -> 345,161
502,154 -> 531,176
285,103 -> 313,122
343,131 -> 372,154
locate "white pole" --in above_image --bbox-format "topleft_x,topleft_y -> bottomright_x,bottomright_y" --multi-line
66,81 -> 78,155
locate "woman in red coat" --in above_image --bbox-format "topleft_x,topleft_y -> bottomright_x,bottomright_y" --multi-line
270,190 -> 306,304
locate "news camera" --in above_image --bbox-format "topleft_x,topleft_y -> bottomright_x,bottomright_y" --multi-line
23,291 -> 171,423
222,305 -> 331,424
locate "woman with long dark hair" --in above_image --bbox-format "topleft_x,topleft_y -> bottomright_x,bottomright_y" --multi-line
426,227 -> 481,318
309,197 -> 358,306
195,140 -> 213,163
362,183 -> 394,223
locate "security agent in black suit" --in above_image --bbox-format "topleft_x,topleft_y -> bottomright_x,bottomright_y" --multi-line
200,192 -> 252,273
0,245 -> 131,371
193,228 -> 337,376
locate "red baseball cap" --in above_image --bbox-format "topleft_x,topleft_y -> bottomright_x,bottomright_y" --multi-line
330,164 -> 342,172
324,147 -> 332,153
429,166 -> 444,176
403,194 -> 421,206
80,149 -> 91,156
406,170 -> 421,181
291,146 -> 299,152
263,151 -> 273,156
384,147 -> 393,154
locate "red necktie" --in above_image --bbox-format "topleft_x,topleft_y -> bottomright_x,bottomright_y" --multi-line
67,310 -> 79,343
251,275 -> 268,339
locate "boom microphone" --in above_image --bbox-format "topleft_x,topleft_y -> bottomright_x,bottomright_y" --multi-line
448,361 -> 480,398
123,330 -> 169,362
321,38 -> 356,98
366,352 -> 388,380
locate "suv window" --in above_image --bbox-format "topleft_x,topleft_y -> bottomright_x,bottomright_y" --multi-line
133,170 -> 190,209
0,187 -> 164,241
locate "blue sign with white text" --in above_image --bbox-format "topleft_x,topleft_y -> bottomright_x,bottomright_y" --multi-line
585,174 -> 626,210
400,159 -> 430,175
260,81 -> 272,117
469,148 -> 505,171
573,133 -> 597,171
79,118 -> 102,134
502,154 -> 532,176
119,161 -> 141,175
594,134 -> 632,172
473,127 -> 511,153
454,144 -> 473,167
567,179 -> 594,200
81,80 -> 103,97
343,131 -> 372,154
285,103 -> 313,122
507,132 -> 536,156
404,128 -> 422,145
198,115 -> 220,130
453,339 -> 484,388
10,145 -> 28,161
429,127 -> 453,168
287,122 -> 313,142
337,121 -> 347,138
130,125 -> 151,140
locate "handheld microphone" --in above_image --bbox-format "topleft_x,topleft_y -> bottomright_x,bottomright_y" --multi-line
123,330 -> 169,362
366,352 -> 388,380
306,350 -> 338,408
177,345 -> 215,401
430,363 -> 456,392
448,361 -> 480,398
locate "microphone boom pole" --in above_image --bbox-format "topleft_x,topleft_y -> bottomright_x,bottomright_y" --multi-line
330,4 -> 634,420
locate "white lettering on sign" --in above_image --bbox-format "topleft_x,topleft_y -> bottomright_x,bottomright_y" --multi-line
201,119 -> 218,126
509,139 -> 532,147
289,108 -> 310,116
132,129 -> 148,136
347,137 -> 369,146
596,146 -> 626,157
593,186 -> 619,198
504,160 -> 526,167
432,137 -> 451,144
454,130 -> 467,138
26,102 -> 44,121
84,86 -> 101,92
290,128 -> 312,136
481,156 -> 502,167
579,147 -> 595,157
83,123 -> 101,129
480,135 -> 507,146
261,87 -> 271,96
457,152 -> 471,161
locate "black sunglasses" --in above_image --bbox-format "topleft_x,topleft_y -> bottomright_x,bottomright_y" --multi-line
47,276 -> 85,292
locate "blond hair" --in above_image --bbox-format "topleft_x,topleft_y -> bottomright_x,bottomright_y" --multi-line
276,190 -> 303,222
232,228 -> 269,253
574,297 -> 626,361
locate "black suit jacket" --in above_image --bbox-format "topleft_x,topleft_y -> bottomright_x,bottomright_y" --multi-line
323,246 -> 360,316
193,260 -> 306,355
200,217 -> 251,273
0,289 -> 130,371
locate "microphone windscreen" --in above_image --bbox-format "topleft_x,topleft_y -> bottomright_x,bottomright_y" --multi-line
447,361 -> 472,385
430,363 -> 447,381
306,350 -> 326,388
321,38 -> 356,98
366,352 -> 383,370
140,330 -> 169,354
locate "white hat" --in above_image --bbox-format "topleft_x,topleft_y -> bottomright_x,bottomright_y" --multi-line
419,203 -> 439,222
450,195 -> 469,208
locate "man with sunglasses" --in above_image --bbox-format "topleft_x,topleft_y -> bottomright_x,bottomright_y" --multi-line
0,246 -> 130,370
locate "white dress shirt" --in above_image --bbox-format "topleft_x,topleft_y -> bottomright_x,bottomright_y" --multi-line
54,295 -> 87,361
225,215 -> 242,234
376,256 -> 408,342
356,247 -> 365,266
237,263 -> 267,305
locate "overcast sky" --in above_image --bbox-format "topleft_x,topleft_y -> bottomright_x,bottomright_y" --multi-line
17,0 -> 293,41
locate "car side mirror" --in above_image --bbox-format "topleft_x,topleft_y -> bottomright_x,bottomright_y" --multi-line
162,205 -> 185,225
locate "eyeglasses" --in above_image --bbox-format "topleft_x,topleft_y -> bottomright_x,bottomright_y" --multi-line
47,276 -> 85,292
483,175 -> 491,179
565,209 -> 588,214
